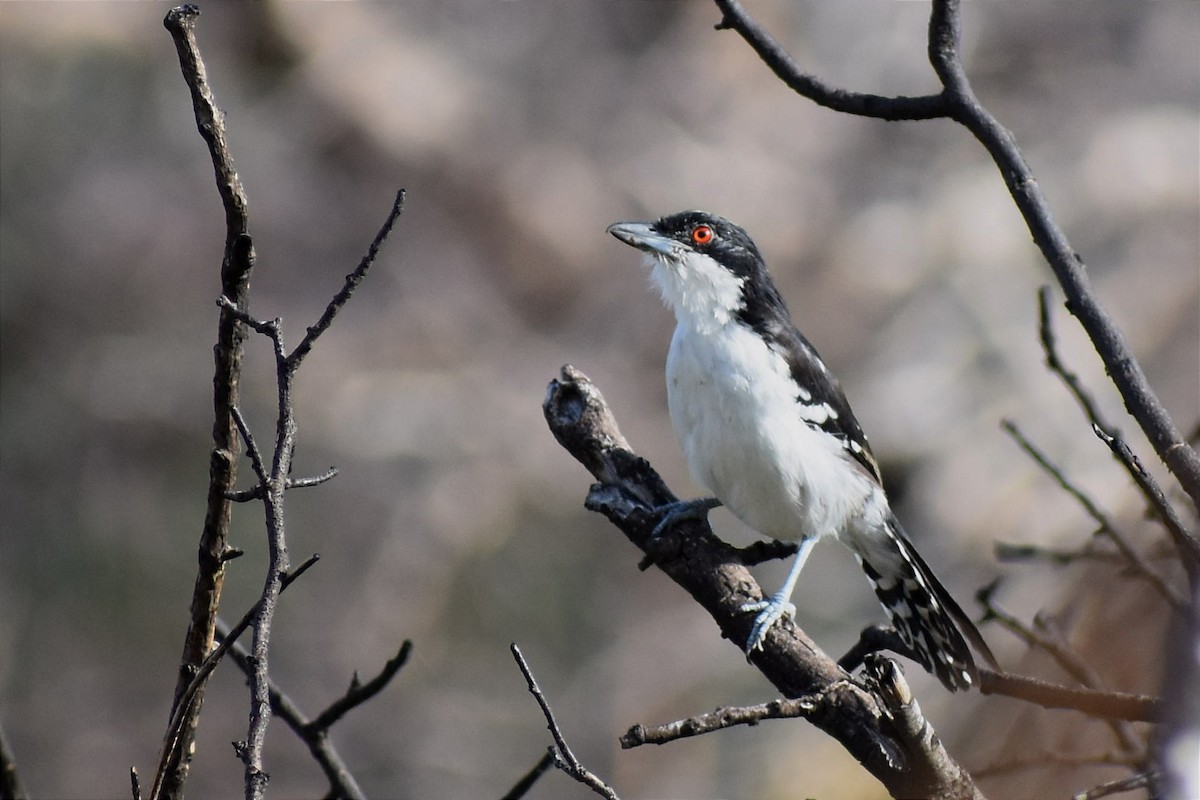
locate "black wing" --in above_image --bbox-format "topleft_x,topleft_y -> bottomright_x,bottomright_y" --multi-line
735,280 -> 882,484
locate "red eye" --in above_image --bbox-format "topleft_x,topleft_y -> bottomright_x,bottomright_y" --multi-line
691,225 -> 714,245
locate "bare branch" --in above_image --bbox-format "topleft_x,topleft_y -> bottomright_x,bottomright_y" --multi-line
1001,419 -> 1185,609
730,538 -> 798,567
279,553 -> 320,592
1036,286 -> 1200,578
229,405 -> 268,486
500,752 -> 555,800
838,624 -> 916,675
993,541 -> 1124,567
219,625 -> 410,800
157,5 -> 255,797
308,640 -> 413,733
510,644 -> 621,800
712,0 -> 947,120
974,750 -> 1137,779
226,469 -> 339,502
712,0 -> 1200,514
289,189 -> 406,368
545,366 -> 982,800
287,467 -> 339,490
977,586 -> 1146,749
977,670 -> 1159,724
130,768 -> 141,800
1037,287 -> 1118,438
620,690 -> 839,748
150,556 -> 320,800
1093,425 -> 1200,579
1074,770 -> 1155,800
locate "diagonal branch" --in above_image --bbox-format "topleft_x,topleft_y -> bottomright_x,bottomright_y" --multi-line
510,644 -> 621,800
1036,286 -> 1200,578
544,366 -> 981,800
289,190 -> 406,368
1001,419 -> 1185,610
219,625 -> 411,800
711,0 -> 1200,516
149,554 -> 320,800
308,641 -> 414,733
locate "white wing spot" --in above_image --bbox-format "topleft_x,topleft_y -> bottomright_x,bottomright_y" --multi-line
797,401 -> 838,424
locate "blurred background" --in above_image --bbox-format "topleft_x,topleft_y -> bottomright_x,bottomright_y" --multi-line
1,2 -> 1196,798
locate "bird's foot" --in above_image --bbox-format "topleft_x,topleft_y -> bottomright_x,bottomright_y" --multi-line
648,496 -> 721,540
740,594 -> 797,654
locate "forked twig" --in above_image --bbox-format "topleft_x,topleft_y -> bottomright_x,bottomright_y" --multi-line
1001,419 -> 1184,609
510,644 -> 621,800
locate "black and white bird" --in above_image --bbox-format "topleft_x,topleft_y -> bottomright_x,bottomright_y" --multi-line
607,210 -> 996,691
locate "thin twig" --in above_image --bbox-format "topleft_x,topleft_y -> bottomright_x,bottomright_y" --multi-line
510,644 -> 621,800
1037,286 -> 1200,577
620,692 -> 833,748
993,541 -> 1123,567
279,553 -> 320,591
226,468 -> 339,502
157,6 -> 255,797
1073,770 -> 1155,800
1002,419 -> 1184,609
230,405 -> 268,486
308,641 -> 414,733
500,752 -> 556,800
220,625 -> 411,800
973,750 -> 1136,779
1093,425 -> 1200,579
151,556 -> 320,799
977,585 -> 1146,749
712,0 -> 947,120
289,189 -> 406,368
1038,286 -> 1119,439
213,188 -> 404,798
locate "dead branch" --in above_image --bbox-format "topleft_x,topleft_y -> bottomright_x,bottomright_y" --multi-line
977,586 -> 1145,751
500,752 -> 556,800
1074,770 -> 1155,800
1000,419 -> 1184,610
212,188 -> 402,799
157,6 -> 255,797
219,623 -> 412,800
620,689 -> 846,748
711,0 -> 1200,519
1037,287 -> 1200,578
150,555 -> 320,800
544,365 -> 982,800
510,644 -> 621,800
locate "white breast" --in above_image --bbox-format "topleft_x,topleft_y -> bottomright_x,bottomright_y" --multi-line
665,321 -> 874,543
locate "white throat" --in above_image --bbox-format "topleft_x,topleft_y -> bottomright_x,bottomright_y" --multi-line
646,250 -> 745,335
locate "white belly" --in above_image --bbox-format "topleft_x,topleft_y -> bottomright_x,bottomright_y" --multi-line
665,322 -> 873,542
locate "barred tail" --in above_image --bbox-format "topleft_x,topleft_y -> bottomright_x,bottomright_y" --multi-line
855,515 -> 996,692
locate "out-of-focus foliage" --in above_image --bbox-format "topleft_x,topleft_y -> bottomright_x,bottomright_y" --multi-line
0,3 -> 1195,798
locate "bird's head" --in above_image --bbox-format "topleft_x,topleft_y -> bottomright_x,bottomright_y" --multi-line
607,211 -> 774,332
